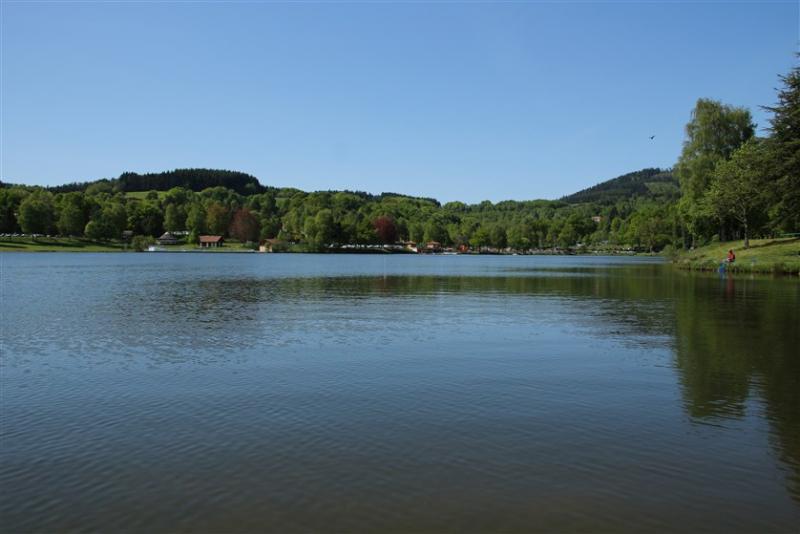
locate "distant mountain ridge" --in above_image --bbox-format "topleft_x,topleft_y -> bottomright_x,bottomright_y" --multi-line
560,168 -> 679,205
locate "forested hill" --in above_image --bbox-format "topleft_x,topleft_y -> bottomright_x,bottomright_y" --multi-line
560,168 -> 679,205
46,168 -> 267,195
118,169 -> 267,195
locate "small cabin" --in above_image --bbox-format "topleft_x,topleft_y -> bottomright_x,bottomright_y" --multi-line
157,232 -> 179,246
199,235 -> 224,248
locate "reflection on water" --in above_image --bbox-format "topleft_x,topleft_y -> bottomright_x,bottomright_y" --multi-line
673,273 -> 800,500
1,253 -> 798,532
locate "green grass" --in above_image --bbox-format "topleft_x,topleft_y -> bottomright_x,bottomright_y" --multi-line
0,236 -> 257,253
0,237 -> 128,252
675,237 -> 800,275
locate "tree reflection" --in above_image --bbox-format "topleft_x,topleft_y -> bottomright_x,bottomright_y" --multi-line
672,273 -> 800,500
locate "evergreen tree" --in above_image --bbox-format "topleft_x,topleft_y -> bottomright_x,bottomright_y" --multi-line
763,61 -> 800,231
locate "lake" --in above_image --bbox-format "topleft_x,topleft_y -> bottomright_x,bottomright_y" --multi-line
1,253 -> 798,532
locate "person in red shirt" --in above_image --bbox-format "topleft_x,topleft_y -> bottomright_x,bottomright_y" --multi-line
727,249 -> 736,263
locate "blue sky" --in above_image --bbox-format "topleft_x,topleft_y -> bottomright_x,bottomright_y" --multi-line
1,1 -> 797,203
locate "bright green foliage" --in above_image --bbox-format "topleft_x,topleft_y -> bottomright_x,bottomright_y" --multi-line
186,204 -> 207,236
303,209 -> 335,249
676,99 -> 755,244
408,222 -> 425,243
56,193 -> 86,236
469,226 -> 490,249
707,139 -> 771,248
206,203 -> 230,236
626,204 -> 674,252
423,221 -> 446,244
164,204 -> 186,232
506,224 -> 528,250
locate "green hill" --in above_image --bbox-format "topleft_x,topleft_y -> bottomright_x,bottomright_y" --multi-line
118,169 -> 265,195
45,168 -> 267,195
561,168 -> 679,205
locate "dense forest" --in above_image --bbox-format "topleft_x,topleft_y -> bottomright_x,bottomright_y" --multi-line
560,168 -> 679,205
1,61 -> 798,252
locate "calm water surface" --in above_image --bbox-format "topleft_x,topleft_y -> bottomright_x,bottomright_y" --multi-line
1,253 -> 798,532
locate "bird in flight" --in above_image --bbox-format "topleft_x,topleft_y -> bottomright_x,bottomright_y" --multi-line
649,135 -> 656,140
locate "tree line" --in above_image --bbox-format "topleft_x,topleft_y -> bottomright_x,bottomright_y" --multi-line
0,175 -> 682,251
1,60 -> 797,252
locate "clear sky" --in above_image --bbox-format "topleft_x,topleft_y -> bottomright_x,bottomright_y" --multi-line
1,1 -> 797,203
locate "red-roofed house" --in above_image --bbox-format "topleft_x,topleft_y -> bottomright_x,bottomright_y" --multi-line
199,235 -> 224,248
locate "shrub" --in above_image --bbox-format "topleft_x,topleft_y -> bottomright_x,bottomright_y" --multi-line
661,244 -> 679,260
131,235 -> 154,252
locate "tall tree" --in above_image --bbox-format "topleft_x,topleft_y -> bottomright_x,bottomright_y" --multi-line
707,139 -> 770,248
423,219 -> 447,244
163,204 -> 186,232
17,191 -> 54,235
229,208 -> 260,242
763,60 -> 800,231
186,204 -> 207,236
675,99 -> 755,245
206,203 -> 230,236
127,202 -> 161,237
56,194 -> 86,236
373,216 -> 398,244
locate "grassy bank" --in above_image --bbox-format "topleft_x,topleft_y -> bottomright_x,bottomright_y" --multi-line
0,237 -> 255,253
0,237 -> 128,252
674,238 -> 800,275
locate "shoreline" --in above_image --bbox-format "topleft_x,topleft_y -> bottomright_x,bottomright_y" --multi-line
672,238 -> 800,275
0,237 -> 646,256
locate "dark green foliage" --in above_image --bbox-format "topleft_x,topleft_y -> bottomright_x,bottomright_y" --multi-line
56,192 -> 87,236
131,235 -> 155,252
127,202 -> 163,237
164,204 -> 186,232
763,60 -> 800,232
118,168 -> 265,195
0,188 -> 26,233
18,191 -> 55,234
206,203 -> 231,236
561,168 -> 678,205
